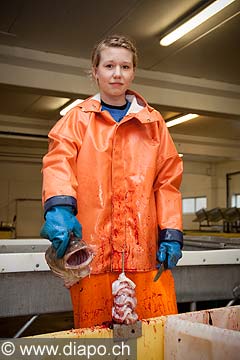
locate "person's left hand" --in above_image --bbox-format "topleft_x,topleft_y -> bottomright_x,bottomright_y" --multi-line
157,241 -> 182,269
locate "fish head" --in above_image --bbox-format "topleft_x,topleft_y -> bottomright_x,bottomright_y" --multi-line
45,233 -> 94,288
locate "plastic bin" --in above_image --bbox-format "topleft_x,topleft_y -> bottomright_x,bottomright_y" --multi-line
33,306 -> 240,360
164,305 -> 240,360
34,317 -> 165,360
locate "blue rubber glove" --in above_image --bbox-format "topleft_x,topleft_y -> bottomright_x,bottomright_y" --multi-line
40,205 -> 82,258
157,241 -> 182,269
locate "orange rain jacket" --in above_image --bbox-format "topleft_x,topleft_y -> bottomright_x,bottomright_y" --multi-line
42,90 -> 183,274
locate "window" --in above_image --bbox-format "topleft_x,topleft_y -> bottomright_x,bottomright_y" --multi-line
182,198 -> 194,213
196,197 -> 207,211
182,196 -> 207,214
231,194 -> 240,207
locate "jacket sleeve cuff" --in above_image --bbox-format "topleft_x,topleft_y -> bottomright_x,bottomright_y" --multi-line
44,196 -> 77,216
159,228 -> 183,248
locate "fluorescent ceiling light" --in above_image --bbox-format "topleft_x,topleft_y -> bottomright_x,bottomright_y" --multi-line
160,0 -> 236,46
60,99 -> 84,116
166,113 -> 199,128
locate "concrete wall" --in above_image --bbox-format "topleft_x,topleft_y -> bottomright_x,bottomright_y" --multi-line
0,161 -> 43,238
181,161 -> 213,230
215,161 -> 240,208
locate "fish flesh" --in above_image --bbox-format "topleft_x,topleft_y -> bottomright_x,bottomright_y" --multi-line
112,272 -> 138,325
45,233 -> 94,288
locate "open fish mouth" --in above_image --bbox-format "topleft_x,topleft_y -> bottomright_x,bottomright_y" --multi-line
65,246 -> 94,269
45,234 -> 94,288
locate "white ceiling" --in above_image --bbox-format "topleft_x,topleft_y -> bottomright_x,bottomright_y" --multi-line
0,0 -> 240,163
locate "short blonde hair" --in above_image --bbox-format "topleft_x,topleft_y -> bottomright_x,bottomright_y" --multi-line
91,34 -> 138,68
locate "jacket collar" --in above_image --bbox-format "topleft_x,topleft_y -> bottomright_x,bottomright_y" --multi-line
77,90 -> 160,124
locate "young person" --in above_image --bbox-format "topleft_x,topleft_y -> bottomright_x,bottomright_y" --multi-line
41,34 -> 183,328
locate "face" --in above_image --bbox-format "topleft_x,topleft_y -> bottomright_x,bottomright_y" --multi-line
93,47 -> 135,105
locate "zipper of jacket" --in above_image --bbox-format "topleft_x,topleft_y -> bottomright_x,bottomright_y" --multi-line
110,122 -> 118,272
110,120 -> 128,272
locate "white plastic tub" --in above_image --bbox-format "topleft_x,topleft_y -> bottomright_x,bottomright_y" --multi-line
164,305 -> 240,360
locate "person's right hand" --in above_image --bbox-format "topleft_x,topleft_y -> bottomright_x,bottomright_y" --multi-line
40,205 -> 82,258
